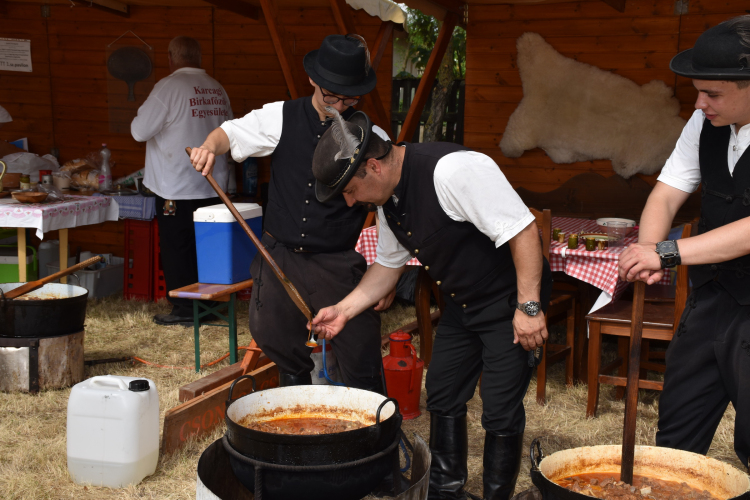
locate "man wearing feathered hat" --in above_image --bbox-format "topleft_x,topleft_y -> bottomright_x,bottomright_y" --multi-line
309,107 -> 552,499
189,35 -> 392,393
619,15 -> 750,472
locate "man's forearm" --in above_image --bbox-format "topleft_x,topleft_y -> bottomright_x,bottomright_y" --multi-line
677,217 -> 750,265
337,263 -> 404,320
637,182 -> 691,244
508,221 -> 542,303
201,127 -> 231,156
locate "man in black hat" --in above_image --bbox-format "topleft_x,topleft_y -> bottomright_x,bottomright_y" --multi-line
188,34 -> 393,392
619,15 -> 750,472
309,108 -> 552,500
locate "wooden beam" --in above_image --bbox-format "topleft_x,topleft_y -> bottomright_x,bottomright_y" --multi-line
397,11 -> 458,143
71,0 -> 128,17
599,0 -> 626,12
259,0 -> 300,100
371,21 -> 394,72
423,0 -> 464,18
328,0 -> 391,131
204,0 -> 259,20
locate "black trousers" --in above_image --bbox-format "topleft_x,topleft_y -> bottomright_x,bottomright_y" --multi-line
248,233 -> 382,389
656,281 -> 750,468
426,295 -> 533,436
155,196 -> 220,312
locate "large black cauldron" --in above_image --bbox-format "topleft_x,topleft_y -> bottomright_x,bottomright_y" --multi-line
224,375 -> 402,499
0,283 -> 88,338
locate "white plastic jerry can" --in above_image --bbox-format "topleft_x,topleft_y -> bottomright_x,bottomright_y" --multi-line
66,375 -> 159,488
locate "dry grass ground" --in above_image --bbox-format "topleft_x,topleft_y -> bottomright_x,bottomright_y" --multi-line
0,297 -> 741,499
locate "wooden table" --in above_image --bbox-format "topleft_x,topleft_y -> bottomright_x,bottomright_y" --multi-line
169,279 -> 253,372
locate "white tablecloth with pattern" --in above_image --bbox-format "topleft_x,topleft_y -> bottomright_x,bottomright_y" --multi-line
0,195 -> 119,238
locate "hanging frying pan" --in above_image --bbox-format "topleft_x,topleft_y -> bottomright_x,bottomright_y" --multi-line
107,46 -> 152,101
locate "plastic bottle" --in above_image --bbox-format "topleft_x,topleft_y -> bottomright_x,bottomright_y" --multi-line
99,143 -> 112,191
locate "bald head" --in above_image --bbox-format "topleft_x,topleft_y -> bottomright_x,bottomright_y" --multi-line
168,36 -> 201,70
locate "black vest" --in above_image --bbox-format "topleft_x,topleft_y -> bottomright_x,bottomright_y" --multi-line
263,97 -> 367,253
382,143 -> 525,314
690,118 -> 750,304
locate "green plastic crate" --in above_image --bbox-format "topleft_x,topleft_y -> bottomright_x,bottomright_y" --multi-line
0,245 -> 38,283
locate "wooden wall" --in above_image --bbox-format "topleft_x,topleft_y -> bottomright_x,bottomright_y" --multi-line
0,1 -> 393,256
464,0 -> 749,192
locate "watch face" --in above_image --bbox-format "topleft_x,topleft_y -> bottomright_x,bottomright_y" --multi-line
524,302 -> 540,316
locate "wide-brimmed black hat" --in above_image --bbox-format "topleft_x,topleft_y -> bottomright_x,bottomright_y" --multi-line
313,111 -> 372,203
670,19 -> 750,79
304,34 -> 377,96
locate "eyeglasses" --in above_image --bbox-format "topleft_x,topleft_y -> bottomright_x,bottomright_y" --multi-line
321,89 -> 360,107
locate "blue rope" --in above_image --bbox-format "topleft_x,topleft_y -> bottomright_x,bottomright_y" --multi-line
399,438 -> 411,472
321,338 -> 346,386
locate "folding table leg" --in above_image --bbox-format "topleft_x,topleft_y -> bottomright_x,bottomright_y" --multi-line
193,300 -> 201,372
228,293 -> 238,364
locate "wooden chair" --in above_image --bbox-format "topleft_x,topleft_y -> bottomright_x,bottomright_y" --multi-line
585,222 -> 694,417
530,208 -> 577,404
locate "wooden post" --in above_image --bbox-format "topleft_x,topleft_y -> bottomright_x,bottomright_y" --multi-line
621,280 -> 646,484
328,0 -> 391,131
259,0 -> 300,99
397,12 -> 459,143
17,228 -> 26,282
371,22 -> 394,72
59,228 -> 69,284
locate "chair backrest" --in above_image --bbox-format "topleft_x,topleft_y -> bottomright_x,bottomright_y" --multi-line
362,211 -> 376,230
672,220 -> 697,333
529,207 -> 552,260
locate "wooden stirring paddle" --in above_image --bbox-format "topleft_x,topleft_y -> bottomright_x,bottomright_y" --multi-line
185,148 -> 315,335
621,280 -> 647,484
3,255 -> 103,300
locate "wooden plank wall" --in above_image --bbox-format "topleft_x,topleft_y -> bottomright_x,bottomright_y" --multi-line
0,2 -> 392,256
465,0 -> 750,192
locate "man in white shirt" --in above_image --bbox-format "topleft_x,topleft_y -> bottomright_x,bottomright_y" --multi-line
310,110 -> 552,500
619,16 -> 750,473
131,36 -> 233,325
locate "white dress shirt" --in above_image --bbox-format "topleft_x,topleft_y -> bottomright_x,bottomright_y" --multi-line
375,149 -> 535,268
658,109 -> 750,193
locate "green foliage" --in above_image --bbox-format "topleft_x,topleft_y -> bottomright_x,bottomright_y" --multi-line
394,6 -> 466,79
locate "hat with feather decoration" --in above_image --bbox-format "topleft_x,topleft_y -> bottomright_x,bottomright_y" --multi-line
313,107 -> 373,203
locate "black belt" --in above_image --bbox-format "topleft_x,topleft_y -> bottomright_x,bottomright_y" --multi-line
264,232 -> 311,253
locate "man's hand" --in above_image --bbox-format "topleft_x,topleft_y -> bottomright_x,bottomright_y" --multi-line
190,146 -> 216,176
512,310 -> 547,351
374,288 -> 397,311
619,243 -> 664,284
310,306 -> 350,341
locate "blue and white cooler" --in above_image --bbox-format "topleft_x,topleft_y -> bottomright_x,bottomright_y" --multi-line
193,203 -> 263,284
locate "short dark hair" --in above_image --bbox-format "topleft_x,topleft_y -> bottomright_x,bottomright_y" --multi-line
353,133 -> 391,178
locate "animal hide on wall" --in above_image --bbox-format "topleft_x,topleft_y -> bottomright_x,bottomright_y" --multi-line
499,33 -> 686,179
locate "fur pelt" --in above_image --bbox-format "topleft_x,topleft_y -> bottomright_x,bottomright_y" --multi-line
499,33 -> 686,179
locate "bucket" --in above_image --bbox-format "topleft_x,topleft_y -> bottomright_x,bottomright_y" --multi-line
67,375 -> 159,487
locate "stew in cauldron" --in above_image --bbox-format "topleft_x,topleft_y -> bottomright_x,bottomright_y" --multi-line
238,415 -> 367,435
557,473 -> 720,500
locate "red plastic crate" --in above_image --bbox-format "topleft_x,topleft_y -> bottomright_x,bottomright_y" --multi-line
123,219 -> 154,301
152,218 -> 167,301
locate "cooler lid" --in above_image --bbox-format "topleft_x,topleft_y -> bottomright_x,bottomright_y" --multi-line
193,203 -> 262,223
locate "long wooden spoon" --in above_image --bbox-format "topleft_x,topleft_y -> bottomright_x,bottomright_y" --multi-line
185,148 -> 315,337
3,255 -> 103,300
621,280 -> 646,484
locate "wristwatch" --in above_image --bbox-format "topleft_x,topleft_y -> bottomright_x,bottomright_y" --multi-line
516,300 -> 541,317
655,240 -> 681,268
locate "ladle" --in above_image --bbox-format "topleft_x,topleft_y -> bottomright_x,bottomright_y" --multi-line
185,148 -> 315,347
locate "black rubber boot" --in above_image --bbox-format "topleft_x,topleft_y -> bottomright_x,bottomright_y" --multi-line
482,432 -> 523,500
428,413 -> 469,500
279,372 -> 312,387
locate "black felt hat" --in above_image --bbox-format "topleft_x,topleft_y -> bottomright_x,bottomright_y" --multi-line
304,34 -> 377,96
313,111 -> 372,203
671,18 -> 750,79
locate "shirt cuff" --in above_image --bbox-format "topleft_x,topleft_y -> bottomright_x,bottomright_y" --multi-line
656,172 -> 699,194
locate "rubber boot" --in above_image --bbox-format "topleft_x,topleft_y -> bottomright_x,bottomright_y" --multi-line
482,432 -> 523,500
279,372 -> 312,387
428,413 -> 469,500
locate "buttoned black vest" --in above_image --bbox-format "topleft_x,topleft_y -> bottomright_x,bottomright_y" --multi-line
690,118 -> 750,304
263,97 -> 367,253
382,143 -> 529,314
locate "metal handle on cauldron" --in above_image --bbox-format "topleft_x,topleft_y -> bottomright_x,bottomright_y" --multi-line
375,397 -> 400,426
226,374 -> 257,409
530,438 -> 545,471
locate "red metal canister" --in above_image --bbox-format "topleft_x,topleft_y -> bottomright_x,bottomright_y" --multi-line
383,331 -> 424,420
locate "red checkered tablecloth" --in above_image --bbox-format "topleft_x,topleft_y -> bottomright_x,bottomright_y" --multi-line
549,217 -> 669,298
356,225 -> 421,266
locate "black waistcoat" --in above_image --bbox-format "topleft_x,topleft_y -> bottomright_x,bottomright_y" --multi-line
263,97 -> 367,253
382,143 -> 520,314
690,118 -> 750,304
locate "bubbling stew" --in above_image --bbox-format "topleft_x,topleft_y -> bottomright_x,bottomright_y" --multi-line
555,473 -> 721,500
238,415 -> 367,435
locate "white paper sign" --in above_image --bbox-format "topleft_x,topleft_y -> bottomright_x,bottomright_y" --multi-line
0,38 -> 32,73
